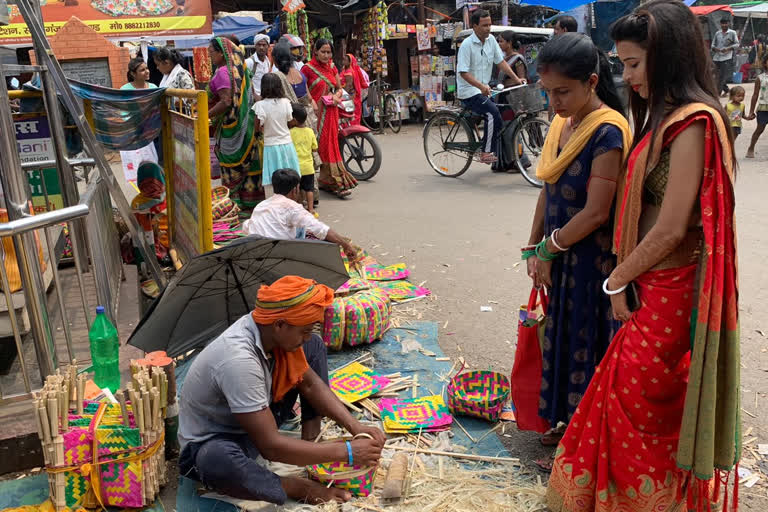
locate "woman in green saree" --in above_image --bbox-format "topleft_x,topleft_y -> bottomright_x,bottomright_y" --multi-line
208,37 -> 262,210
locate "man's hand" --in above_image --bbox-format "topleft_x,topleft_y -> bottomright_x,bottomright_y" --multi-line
349,436 -> 384,467
480,83 -> 492,97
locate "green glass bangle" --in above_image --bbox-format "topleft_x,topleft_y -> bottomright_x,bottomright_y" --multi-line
521,250 -> 536,260
535,238 -> 558,262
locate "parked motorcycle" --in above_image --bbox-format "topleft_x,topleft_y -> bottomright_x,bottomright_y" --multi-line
338,91 -> 382,181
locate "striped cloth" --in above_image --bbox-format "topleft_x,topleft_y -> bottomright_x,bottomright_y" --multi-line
69,80 -> 166,151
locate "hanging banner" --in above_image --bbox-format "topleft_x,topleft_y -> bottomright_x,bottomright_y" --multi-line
0,0 -> 212,45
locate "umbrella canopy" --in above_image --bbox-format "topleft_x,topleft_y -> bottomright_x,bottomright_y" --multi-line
733,2 -> 768,17
127,236 -> 350,357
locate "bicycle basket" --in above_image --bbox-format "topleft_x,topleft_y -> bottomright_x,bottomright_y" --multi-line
503,85 -> 546,113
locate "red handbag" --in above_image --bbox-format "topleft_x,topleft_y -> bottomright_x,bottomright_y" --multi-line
510,287 -> 551,433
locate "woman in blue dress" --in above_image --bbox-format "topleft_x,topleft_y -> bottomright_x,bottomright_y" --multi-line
522,34 -> 632,470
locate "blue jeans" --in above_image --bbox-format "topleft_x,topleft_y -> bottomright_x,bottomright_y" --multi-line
462,93 -> 502,155
178,334 -> 329,505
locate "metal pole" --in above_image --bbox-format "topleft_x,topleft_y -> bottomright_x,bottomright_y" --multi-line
0,70 -> 58,378
38,31 -> 90,274
502,0 -> 509,27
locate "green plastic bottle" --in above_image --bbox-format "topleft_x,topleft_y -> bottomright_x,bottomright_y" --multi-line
88,306 -> 120,392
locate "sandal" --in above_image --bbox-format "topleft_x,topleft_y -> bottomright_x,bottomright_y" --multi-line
540,426 -> 565,446
535,456 -> 555,472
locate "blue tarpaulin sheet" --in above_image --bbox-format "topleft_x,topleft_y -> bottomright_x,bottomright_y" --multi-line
175,16 -> 269,49
175,321 -> 512,511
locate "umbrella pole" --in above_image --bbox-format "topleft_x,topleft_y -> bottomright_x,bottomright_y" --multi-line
227,260 -> 251,311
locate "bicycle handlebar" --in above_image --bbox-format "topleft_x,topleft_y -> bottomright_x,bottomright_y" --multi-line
491,84 -> 527,97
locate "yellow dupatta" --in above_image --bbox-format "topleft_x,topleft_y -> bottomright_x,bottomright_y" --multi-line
535,108 -> 632,185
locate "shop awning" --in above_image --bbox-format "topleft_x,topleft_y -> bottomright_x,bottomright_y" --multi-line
733,2 -> 768,17
690,5 -> 733,16
522,0 -> 588,13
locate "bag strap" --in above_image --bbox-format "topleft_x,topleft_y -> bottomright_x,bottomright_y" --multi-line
525,287 -> 548,317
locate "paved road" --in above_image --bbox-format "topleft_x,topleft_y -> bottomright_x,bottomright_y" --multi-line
318,108 -> 768,506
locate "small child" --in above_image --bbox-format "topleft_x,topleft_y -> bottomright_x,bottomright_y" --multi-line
747,54 -> 768,158
289,103 -> 319,216
726,86 -> 746,140
252,73 -> 300,197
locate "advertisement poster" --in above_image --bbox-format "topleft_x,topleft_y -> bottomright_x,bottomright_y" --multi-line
1,0 -> 212,46
416,26 -> 430,51
14,113 -> 64,213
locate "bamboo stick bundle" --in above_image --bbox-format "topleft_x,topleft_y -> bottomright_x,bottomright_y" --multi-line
53,436 -> 66,511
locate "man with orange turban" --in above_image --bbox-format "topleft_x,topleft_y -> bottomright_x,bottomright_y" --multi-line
178,276 -> 385,505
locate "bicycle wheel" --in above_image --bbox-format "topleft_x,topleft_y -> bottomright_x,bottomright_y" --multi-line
340,132 -> 382,180
423,112 -> 475,178
513,115 -> 550,188
385,94 -> 402,133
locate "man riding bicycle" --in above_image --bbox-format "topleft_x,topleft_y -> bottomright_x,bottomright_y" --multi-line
457,9 -> 524,164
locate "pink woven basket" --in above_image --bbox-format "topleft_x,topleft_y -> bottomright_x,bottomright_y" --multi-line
447,370 -> 510,422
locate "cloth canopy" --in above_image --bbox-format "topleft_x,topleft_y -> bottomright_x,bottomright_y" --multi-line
733,2 -> 768,17
690,5 -> 733,16
68,80 -> 165,151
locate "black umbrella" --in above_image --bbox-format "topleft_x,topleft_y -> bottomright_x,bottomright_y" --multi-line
127,236 -> 350,357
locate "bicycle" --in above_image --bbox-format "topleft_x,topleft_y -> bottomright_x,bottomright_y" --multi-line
422,84 -> 550,187
361,79 -> 403,134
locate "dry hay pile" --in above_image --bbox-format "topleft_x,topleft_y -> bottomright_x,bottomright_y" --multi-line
286,454 -> 546,512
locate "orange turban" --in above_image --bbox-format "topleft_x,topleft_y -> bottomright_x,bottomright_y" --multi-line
251,276 -> 334,326
250,276 -> 334,402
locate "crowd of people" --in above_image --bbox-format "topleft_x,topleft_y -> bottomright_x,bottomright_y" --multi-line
169,1 -> 745,510
517,2 -> 741,511
126,33 -> 366,217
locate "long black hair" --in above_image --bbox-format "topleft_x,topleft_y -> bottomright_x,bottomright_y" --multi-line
537,32 -> 625,117
126,57 -> 145,82
154,47 -> 184,66
611,0 -> 733,158
272,42 -> 293,75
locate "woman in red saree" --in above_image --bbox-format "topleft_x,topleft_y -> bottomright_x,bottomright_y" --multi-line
301,39 -> 357,198
342,54 -> 368,125
546,2 -> 741,511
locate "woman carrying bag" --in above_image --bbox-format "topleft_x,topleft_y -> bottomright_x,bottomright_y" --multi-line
519,34 -> 631,471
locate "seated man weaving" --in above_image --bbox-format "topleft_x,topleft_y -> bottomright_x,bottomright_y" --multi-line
178,276 -> 385,505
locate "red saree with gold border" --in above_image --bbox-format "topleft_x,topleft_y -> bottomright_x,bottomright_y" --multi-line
547,104 -> 740,512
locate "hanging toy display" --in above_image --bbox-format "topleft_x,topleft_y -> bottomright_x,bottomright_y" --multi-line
283,10 -> 311,58
361,1 -> 387,71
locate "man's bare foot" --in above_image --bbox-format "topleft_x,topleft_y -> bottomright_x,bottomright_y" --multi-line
301,417 -> 321,441
281,476 -> 352,504
746,149 -> 755,158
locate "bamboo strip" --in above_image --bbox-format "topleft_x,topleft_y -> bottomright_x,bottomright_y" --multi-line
47,397 -> 58,437
387,445 -> 520,464
116,390 -> 130,427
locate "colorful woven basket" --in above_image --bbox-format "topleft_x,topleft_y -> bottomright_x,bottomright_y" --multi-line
211,186 -> 239,222
307,460 -> 377,497
306,434 -> 377,497
447,370 -> 511,422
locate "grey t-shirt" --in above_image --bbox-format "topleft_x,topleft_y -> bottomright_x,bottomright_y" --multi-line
178,314 -> 274,451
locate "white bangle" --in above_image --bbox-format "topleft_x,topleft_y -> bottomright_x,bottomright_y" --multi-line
551,228 -> 568,252
602,278 -> 627,296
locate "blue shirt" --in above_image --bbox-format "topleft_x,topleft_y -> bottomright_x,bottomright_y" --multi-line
456,31 -> 504,100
